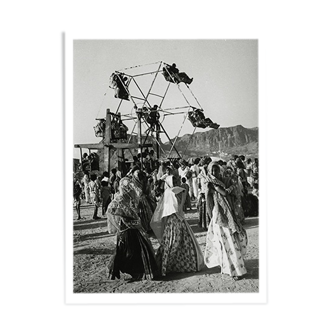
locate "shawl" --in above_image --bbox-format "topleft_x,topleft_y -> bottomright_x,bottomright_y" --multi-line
131,170 -> 156,225
197,162 -> 224,187
150,175 -> 185,243
106,177 -> 141,235
205,162 -> 239,234
131,171 -> 145,195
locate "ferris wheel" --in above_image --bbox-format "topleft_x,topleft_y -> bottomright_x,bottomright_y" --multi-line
87,61 -> 219,174
110,61 -> 217,152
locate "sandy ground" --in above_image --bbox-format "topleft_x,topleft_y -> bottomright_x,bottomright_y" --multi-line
73,200 -> 259,293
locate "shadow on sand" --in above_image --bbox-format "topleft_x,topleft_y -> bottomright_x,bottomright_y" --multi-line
74,220 -> 107,231
157,258 -> 259,282
243,259 -> 259,279
243,217 -> 259,230
74,231 -> 110,243
156,266 -> 221,281
74,247 -> 113,255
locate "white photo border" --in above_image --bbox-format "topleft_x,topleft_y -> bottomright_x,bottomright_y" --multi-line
65,33 -> 267,304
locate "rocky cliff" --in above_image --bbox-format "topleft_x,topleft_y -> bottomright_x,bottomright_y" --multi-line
164,125 -> 258,158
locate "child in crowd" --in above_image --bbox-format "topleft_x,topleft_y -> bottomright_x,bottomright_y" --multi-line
180,177 -> 191,212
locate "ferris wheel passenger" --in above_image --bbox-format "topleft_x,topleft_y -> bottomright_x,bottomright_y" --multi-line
162,63 -> 193,85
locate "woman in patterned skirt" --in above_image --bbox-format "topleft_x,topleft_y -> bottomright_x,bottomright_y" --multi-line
203,162 -> 248,280
150,172 -> 204,277
106,177 -> 158,281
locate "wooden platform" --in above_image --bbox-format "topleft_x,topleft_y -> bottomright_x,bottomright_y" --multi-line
74,142 -> 152,150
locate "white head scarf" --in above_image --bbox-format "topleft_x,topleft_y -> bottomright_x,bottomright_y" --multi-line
150,175 -> 185,243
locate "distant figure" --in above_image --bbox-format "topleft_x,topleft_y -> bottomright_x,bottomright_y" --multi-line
113,172 -> 121,195
110,113 -> 128,141
246,158 -> 253,187
149,150 -> 158,171
132,155 -> 141,169
109,72 -> 129,100
82,171 -> 91,204
144,105 -> 160,131
197,163 -> 209,230
89,174 -> 101,220
101,181 -> 112,216
162,63 -> 193,84
81,153 -> 90,173
93,119 -> 106,137
190,159 -> 200,200
180,177 -> 191,212
89,152 -> 99,172
178,160 -> 193,199
73,174 -> 82,220
251,159 -> 259,193
102,171 -> 110,183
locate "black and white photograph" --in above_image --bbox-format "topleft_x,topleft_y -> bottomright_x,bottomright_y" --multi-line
70,39 -> 261,296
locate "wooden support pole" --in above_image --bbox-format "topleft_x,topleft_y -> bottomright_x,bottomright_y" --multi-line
135,107 -> 143,169
156,123 -> 160,159
104,109 -> 112,174
105,109 -> 111,143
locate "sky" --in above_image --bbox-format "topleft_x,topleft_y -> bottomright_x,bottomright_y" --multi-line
73,39 -> 258,157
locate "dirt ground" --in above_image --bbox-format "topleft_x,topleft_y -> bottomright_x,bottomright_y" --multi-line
73,200 -> 259,293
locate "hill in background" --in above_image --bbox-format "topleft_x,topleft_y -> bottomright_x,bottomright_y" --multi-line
127,125 -> 257,160
92,125 -> 258,171
164,125 -> 258,159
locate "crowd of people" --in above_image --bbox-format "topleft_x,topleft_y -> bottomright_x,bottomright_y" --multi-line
73,151 -> 259,282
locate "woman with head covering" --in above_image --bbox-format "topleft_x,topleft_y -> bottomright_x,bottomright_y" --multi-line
106,177 -> 158,281
150,169 -> 204,277
203,162 -> 248,280
131,169 -> 156,232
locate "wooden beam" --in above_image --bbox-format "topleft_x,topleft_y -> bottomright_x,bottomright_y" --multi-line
104,145 -> 110,174
74,142 -> 152,150
74,143 -> 104,149
105,109 -> 111,144
105,143 -> 152,149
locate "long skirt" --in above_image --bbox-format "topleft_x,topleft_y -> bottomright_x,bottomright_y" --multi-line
192,177 -> 199,199
157,214 -> 204,277
204,205 -> 248,277
107,228 -> 158,280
